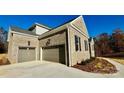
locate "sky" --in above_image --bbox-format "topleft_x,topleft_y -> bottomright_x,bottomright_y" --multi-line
0,15 -> 124,37
83,15 -> 124,37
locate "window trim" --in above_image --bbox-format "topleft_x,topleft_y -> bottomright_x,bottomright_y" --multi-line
75,35 -> 79,51
79,37 -> 81,51
84,40 -> 88,51
75,35 -> 81,51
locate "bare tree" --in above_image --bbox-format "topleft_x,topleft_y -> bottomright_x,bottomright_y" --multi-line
111,28 -> 124,52
0,27 -> 8,53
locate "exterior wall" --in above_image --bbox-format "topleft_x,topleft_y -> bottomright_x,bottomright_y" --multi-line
39,31 -> 66,47
39,30 -> 68,65
90,39 -> 95,57
71,16 -> 89,37
68,26 -> 90,66
68,16 -> 90,66
8,31 -> 39,63
8,31 -> 13,62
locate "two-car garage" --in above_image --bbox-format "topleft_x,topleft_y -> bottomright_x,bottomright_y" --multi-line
18,45 -> 66,65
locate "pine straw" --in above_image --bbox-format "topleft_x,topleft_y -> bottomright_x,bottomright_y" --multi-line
0,54 -> 10,65
72,58 -> 117,74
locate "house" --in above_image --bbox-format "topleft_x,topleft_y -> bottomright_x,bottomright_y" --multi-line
7,16 -> 95,66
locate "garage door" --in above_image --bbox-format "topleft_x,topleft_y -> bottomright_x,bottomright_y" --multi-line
42,45 -> 65,64
18,47 -> 36,62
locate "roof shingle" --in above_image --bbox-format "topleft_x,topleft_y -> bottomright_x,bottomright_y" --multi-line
10,26 -> 38,36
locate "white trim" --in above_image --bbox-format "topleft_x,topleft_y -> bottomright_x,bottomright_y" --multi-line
35,23 -> 51,30
70,23 -> 89,38
7,26 -> 11,42
82,16 -> 89,37
71,15 -> 82,23
40,47 -> 42,61
67,25 -> 72,66
70,15 -> 89,38
11,31 -> 39,38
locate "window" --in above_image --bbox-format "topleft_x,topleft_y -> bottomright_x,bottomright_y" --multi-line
75,35 -> 81,51
84,40 -> 88,51
75,35 -> 78,51
79,37 -> 81,51
11,33 -> 13,36
28,41 -> 30,46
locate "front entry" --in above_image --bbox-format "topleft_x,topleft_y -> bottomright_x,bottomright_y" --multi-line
42,45 -> 65,65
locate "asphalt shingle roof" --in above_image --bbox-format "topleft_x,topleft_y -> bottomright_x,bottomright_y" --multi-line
10,26 -> 38,36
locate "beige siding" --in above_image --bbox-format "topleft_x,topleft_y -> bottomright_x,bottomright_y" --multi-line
68,26 -> 90,66
8,32 -> 13,63
67,16 -> 91,66
39,30 -> 67,65
8,32 -> 39,63
71,16 -> 89,37
39,31 -> 66,47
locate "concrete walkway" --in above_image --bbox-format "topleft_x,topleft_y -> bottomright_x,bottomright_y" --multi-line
100,58 -> 124,78
0,58 -> 124,78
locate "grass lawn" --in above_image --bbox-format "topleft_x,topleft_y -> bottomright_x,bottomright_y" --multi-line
109,57 -> 124,65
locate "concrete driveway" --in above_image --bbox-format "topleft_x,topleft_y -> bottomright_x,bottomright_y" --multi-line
0,59 -> 124,78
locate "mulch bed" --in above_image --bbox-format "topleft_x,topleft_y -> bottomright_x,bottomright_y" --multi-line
72,58 -> 117,74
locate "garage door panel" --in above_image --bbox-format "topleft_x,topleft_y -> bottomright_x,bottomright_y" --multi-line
28,48 -> 36,61
18,48 -> 27,62
43,48 -> 59,62
42,45 -> 65,64
18,47 -> 36,62
59,46 -> 65,64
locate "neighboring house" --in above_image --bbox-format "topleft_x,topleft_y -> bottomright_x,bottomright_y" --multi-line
7,16 -> 95,66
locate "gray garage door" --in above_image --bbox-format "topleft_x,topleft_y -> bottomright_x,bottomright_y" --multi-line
18,47 -> 36,62
42,45 -> 65,64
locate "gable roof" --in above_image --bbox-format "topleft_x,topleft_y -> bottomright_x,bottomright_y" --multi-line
28,23 -> 52,31
51,16 -> 80,30
38,16 -> 80,39
10,26 -> 38,36
38,23 -> 68,39
10,15 -> 86,39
